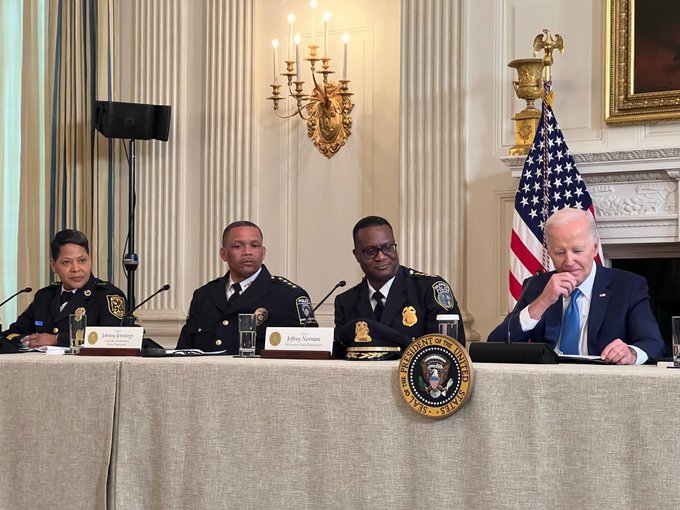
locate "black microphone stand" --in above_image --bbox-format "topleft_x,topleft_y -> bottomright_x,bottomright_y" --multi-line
123,138 -> 139,322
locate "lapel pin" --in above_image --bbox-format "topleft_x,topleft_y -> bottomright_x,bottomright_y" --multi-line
599,293 -> 606,297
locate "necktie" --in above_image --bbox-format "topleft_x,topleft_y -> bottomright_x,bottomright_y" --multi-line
228,283 -> 242,304
373,291 -> 385,321
560,288 -> 582,355
60,291 -> 74,305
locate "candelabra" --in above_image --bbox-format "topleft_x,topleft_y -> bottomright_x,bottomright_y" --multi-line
267,45 -> 353,159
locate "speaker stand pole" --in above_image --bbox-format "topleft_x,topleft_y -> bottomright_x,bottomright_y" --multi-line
122,138 -> 139,326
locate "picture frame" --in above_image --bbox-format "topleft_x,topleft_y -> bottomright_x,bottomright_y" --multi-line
605,0 -> 680,124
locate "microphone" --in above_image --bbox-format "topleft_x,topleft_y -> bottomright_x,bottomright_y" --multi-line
0,287 -> 32,308
469,271 -> 557,364
121,284 -> 171,326
507,271 -> 542,344
304,280 -> 346,326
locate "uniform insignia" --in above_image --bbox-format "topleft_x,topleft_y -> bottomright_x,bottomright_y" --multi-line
84,290 -> 92,297
354,321 -> 372,343
106,295 -> 125,320
273,275 -> 297,288
432,281 -> 454,310
75,307 -> 86,320
419,354 -> 453,398
402,306 -> 418,327
254,307 -> 269,327
34,321 -> 43,326
295,296 -> 315,325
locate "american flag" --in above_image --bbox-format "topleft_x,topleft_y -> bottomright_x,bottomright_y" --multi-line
509,81 -> 602,307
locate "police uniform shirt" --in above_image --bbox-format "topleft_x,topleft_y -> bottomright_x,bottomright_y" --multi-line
226,268 -> 261,301
334,265 -> 466,345
176,264 -> 317,353
367,276 -> 395,311
2,275 -> 126,347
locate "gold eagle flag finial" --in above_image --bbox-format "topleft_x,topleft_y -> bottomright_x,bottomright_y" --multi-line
532,29 -> 564,82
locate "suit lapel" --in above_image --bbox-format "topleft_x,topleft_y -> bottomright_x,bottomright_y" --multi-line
587,265 -> 611,354
209,273 -> 230,314
542,300 -> 563,345
55,276 -> 96,322
227,266 -> 270,313
381,267 -> 406,325
356,280 -> 374,319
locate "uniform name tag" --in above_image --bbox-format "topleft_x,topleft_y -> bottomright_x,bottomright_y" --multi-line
84,326 -> 143,349
265,327 -> 333,352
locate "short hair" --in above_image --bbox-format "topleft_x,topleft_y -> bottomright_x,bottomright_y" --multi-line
50,229 -> 90,260
545,208 -> 598,245
222,221 -> 263,245
352,216 -> 393,244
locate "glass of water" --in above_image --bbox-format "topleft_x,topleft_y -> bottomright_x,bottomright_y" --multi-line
238,313 -> 257,357
672,316 -> 680,367
69,313 -> 87,354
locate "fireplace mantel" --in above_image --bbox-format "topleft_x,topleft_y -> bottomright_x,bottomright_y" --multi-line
501,148 -> 680,249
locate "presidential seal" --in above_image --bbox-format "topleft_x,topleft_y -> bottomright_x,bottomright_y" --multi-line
398,334 -> 473,419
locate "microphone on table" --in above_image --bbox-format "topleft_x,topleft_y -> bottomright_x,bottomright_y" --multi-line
121,284 -> 171,326
0,287 -> 32,308
303,280 -> 346,326
469,271 -> 557,364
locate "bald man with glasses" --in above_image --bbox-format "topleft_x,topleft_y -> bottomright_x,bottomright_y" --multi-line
334,215 -> 466,345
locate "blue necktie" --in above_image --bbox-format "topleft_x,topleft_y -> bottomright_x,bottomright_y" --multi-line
560,288 -> 582,355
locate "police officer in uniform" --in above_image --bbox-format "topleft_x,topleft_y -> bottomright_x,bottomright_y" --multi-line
2,229 -> 126,348
334,216 -> 465,346
176,221 -> 316,353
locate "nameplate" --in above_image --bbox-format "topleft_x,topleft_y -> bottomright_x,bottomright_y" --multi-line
265,327 -> 334,352
85,326 -> 144,349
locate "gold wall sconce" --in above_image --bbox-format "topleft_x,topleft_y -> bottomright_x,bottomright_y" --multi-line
267,9 -> 353,159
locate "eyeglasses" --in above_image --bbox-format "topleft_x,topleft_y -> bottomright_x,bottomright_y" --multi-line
359,243 -> 397,258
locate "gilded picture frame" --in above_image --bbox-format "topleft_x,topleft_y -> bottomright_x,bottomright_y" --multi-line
606,0 -> 680,124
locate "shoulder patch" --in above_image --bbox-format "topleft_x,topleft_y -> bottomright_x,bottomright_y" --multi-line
271,275 -> 297,289
432,281 -> 454,310
296,296 -> 316,325
107,295 -> 126,320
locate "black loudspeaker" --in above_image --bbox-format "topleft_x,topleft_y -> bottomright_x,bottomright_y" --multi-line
94,101 -> 171,141
469,342 -> 557,364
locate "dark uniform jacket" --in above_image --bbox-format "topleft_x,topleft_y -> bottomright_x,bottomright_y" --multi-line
488,266 -> 666,361
176,265 -> 317,353
334,265 -> 466,345
2,275 -> 126,347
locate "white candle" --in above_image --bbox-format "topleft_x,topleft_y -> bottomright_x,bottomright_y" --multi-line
323,11 -> 330,57
310,0 -> 317,47
288,13 -> 294,60
272,39 -> 279,84
295,33 -> 301,81
342,34 -> 349,80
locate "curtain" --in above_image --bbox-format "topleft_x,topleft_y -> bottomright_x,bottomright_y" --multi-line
0,0 -> 120,329
47,0 -> 122,283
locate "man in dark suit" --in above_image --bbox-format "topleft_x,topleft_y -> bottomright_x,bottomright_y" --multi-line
488,208 -> 665,364
334,216 -> 465,346
2,229 -> 126,348
176,221 -> 316,353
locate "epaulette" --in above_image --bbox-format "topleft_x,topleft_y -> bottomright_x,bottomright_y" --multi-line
405,267 -> 437,279
51,281 -> 61,287
271,275 -> 298,289
206,276 -> 223,285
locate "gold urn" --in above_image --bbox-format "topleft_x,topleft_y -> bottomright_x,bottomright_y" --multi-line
508,58 -> 544,155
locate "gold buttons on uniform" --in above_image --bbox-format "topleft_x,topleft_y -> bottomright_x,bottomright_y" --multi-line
53,328 -> 59,334
198,328 -> 202,333
84,290 -> 91,296
222,320 -> 229,326
215,339 -> 222,346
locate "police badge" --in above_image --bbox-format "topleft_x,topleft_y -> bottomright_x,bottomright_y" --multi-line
254,307 -> 269,327
402,306 -> 417,327
398,334 -> 473,419
432,281 -> 454,310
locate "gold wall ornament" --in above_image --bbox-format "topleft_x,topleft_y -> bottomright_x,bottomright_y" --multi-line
508,58 -> 544,155
532,29 -> 564,82
268,44 -> 354,159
